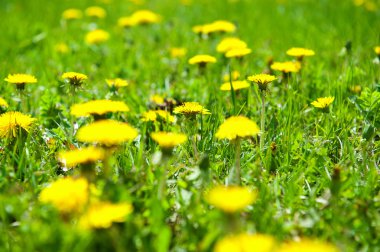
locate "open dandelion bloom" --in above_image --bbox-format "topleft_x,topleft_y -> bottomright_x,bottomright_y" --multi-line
206,185 -> 257,213
70,100 -> 130,117
62,9 -> 83,20
85,29 -> 110,45
106,78 -> 128,88
142,110 -> 175,122
173,102 -> 211,115
214,233 -> 276,252
270,61 -> 301,73
130,10 -> 161,25
170,47 -> 187,58
225,47 -> 252,58
5,74 -> 37,85
151,132 -> 187,149
0,98 -> 9,108
76,120 -> 138,146
39,177 -> 89,213
223,70 -> 240,82
311,96 -> 334,109
150,94 -> 165,105
198,20 -> 236,34
220,80 -> 250,91
118,16 -> 137,28
374,46 -> 380,55
62,72 -> 88,86
278,239 -> 339,252
0,112 -> 36,138
58,146 -> 106,168
85,6 -> 106,18
217,37 -> 247,53
188,55 -> 217,65
286,47 -> 315,58
215,116 -> 260,140
79,201 -> 133,229
247,74 -> 277,91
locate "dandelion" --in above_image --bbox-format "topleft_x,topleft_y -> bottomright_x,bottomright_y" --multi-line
39,177 -> 89,213
70,100 -> 130,118
311,96 -> 334,112
223,70 -> 240,82
225,47 -> 252,58
170,47 -> 187,58
217,37 -> 247,53
150,94 -> 165,105
278,239 -> 339,252
214,233 -> 276,252
118,16 -> 137,28
270,61 -> 301,73
173,102 -> 211,116
76,120 -> 138,146
0,98 -> 8,108
196,20 -> 236,35
0,111 -> 36,138
130,10 -> 161,25
286,47 -> 315,61
142,110 -> 175,123
188,54 -> 217,66
62,9 -> 83,20
61,72 -> 88,87
4,73 -> 37,91
206,185 -> 257,213
106,78 -> 128,89
55,43 -> 70,54
79,202 -> 133,229
151,132 -> 187,149
85,29 -> 110,45
85,6 -> 106,19
57,146 -> 106,168
220,80 -> 250,91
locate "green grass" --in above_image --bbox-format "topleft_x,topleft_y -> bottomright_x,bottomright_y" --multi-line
0,0 -> 380,251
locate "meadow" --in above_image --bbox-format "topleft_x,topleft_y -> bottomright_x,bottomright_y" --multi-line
0,0 -> 380,251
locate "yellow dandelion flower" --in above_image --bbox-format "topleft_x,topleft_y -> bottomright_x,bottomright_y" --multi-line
151,132 -> 187,149
286,47 -> 315,58
142,110 -> 175,123
141,110 -> 157,122
225,47 -> 252,58
58,146 -> 106,168
374,46 -> 380,55
192,25 -> 204,34
61,72 -> 88,86
156,110 -> 175,122
206,185 -> 257,213
39,177 -> 89,213
173,102 -> 211,115
0,98 -> 8,108
188,55 -> 217,65
76,120 -> 138,146
311,96 -> 334,109
217,37 -> 247,53
247,74 -> 277,91
150,94 -> 165,105
0,112 -> 36,138
214,233 -> 276,252
118,16 -> 137,28
223,70 -> 241,82
106,78 -> 128,88
79,202 -> 133,229
170,47 -> 187,58
55,43 -> 70,54
62,9 -> 83,20
215,116 -> 260,140
202,20 -> 236,34
4,74 -> 37,85
130,10 -> 161,25
85,6 -> 106,19
85,29 -> 110,45
278,239 -> 339,252
270,61 -> 301,73
70,100 -> 129,117
220,80 -> 250,91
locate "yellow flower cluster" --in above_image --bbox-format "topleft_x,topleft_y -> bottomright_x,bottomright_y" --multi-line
58,146 -> 105,168
4,74 -> 37,85
215,116 -> 260,140
151,132 -> 187,149
247,74 -> 277,91
188,54 -> 217,65
220,80 -> 250,91
106,78 -> 129,88
173,102 -> 211,115
271,61 -> 301,73
193,20 -> 236,35
85,29 -> 110,45
0,111 -> 36,138
311,96 -> 335,109
206,185 -> 257,213
142,110 -> 175,122
39,177 -> 89,213
214,233 -> 276,252
70,100 -> 130,117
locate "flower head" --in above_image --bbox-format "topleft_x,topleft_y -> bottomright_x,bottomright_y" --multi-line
220,80 -> 250,91
0,98 -> 8,108
151,132 -> 187,149
130,10 -> 161,25
173,102 -> 211,115
62,9 -> 83,20
247,74 -> 277,91
85,6 -> 106,18
225,47 -> 252,58
217,37 -> 247,53
61,72 -> 88,86
142,110 -> 175,122
85,29 -> 110,45
4,74 -> 37,85
106,78 -> 128,88
58,146 -> 106,168
55,43 -> 70,54
206,185 -> 257,213
215,116 -> 260,140
118,16 -> 137,28
374,46 -> 380,55
195,20 -> 236,35
188,54 -> 217,65
286,47 -> 315,58
79,202 -> 133,229
223,71 -> 240,82
39,177 -> 89,213
214,233 -> 276,252
70,100 -> 130,117
0,112 -> 36,138
278,239 -> 339,252
76,120 -> 138,146
170,47 -> 187,58
150,94 -> 165,105
311,96 -> 334,110
270,61 -> 301,73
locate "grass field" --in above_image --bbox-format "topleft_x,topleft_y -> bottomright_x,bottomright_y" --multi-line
0,0 -> 380,251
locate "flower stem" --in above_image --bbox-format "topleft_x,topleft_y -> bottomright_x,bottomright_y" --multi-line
260,91 -> 266,151
234,138 -> 241,185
